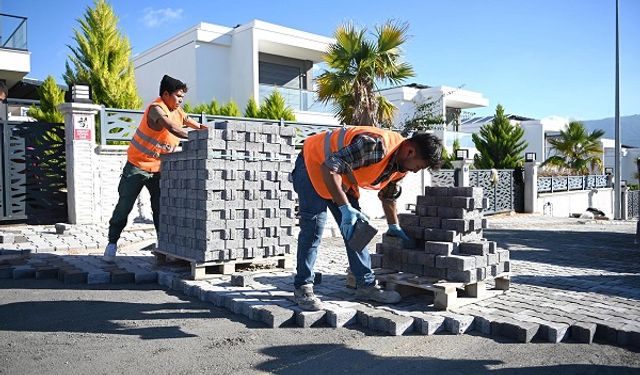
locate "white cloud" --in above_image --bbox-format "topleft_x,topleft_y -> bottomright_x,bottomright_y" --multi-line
141,7 -> 184,28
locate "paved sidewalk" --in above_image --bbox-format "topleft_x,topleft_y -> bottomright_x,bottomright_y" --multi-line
1,215 -> 639,348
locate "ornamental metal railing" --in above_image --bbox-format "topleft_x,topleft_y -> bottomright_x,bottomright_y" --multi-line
430,169 -> 524,214
99,107 -> 341,147
537,175 -> 608,193
627,190 -> 640,219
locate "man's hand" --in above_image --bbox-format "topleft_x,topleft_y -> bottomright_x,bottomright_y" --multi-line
338,204 -> 368,240
198,123 -> 207,129
387,223 -> 415,249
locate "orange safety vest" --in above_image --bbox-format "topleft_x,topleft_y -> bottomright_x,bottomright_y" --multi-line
303,126 -> 407,199
127,98 -> 184,173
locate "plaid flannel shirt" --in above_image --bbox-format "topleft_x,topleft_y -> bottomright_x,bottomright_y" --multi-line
323,133 -> 402,201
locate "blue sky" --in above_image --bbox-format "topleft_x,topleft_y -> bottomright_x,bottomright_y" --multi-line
3,0 -> 639,120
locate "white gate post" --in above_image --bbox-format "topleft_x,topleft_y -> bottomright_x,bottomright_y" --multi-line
524,160 -> 539,213
59,101 -> 102,224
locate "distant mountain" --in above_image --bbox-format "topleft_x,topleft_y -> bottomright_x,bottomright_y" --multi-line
582,114 -> 640,148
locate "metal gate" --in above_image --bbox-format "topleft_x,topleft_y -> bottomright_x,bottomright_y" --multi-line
0,120 -> 67,223
431,168 -> 524,214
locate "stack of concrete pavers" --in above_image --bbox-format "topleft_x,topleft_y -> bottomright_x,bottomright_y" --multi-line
157,121 -> 296,264
374,186 -> 510,283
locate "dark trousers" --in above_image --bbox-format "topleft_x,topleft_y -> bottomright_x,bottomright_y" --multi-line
107,162 -> 160,244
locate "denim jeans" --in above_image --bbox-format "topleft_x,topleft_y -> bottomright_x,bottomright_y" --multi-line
292,153 -> 375,288
107,162 -> 160,243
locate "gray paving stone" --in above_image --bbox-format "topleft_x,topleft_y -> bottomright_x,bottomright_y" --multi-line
414,313 -> 446,335
87,271 -> 111,284
324,306 -> 358,328
296,310 -> 327,328
258,305 -> 295,328
570,322 -> 597,344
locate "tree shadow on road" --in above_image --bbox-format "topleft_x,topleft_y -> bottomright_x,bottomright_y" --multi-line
0,279 -> 262,339
256,343 -> 639,375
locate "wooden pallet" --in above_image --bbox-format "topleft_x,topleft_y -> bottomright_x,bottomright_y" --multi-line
152,250 -> 293,280
347,268 -> 510,311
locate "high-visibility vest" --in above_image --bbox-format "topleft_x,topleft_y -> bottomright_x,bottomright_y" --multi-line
302,126 -> 407,199
127,98 -> 184,173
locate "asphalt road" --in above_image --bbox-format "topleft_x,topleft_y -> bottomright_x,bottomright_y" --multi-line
1,279 -> 639,375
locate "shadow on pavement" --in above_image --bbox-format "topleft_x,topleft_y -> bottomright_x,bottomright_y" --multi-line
485,229 -> 640,273
256,343 -> 639,375
0,279 -> 262,339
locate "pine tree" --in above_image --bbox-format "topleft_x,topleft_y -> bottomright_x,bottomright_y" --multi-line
220,100 -> 241,117
27,75 -> 65,123
64,0 -> 142,109
259,91 -> 296,121
244,97 -> 260,118
472,104 -> 527,169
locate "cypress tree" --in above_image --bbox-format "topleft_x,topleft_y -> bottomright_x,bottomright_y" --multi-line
472,104 -> 527,169
64,0 -> 142,109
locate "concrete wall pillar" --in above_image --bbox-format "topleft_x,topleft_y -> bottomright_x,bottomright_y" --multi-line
59,102 -> 102,224
451,159 -> 472,187
524,161 -> 539,213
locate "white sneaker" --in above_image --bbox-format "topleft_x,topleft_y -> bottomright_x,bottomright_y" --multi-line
294,284 -> 324,311
103,243 -> 117,263
355,281 -> 401,304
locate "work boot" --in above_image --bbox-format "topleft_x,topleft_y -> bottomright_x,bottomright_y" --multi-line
355,281 -> 401,304
294,284 -> 324,311
103,243 -> 117,263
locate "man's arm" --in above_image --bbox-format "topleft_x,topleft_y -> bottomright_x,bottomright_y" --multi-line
156,115 -> 189,139
379,181 -> 402,224
321,164 -> 348,206
381,199 -> 398,225
182,112 -> 207,130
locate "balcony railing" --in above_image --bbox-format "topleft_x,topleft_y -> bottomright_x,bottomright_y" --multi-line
258,84 -> 332,114
0,13 -> 28,51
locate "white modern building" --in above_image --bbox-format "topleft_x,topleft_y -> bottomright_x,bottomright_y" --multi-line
132,19 -> 338,125
380,84 -> 490,154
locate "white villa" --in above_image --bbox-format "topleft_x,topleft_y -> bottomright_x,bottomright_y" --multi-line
132,19 -> 636,183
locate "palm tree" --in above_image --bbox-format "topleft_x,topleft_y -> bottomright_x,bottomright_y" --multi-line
316,21 -> 414,127
542,121 -> 605,175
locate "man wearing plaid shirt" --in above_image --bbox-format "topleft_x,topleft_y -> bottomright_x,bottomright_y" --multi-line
292,127 -> 443,310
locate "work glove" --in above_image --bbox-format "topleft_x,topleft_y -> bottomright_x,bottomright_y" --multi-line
338,204 -> 368,241
387,223 -> 416,249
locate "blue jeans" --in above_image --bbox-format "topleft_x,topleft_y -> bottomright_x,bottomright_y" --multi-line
292,153 -> 375,288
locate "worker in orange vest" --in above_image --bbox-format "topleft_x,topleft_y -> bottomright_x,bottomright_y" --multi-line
292,126 -> 443,310
104,75 -> 206,262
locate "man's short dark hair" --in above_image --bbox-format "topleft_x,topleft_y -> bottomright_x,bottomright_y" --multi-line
407,132 -> 443,170
159,75 -> 188,96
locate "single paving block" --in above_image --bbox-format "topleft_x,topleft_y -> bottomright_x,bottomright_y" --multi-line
134,270 -> 158,284
258,305 -> 296,328
441,313 -> 475,335
571,322 -> 597,344
35,266 -> 59,279
386,314 -> 415,336
110,269 -> 135,284
231,272 -> 254,287
617,324 -> 640,348
414,314 -> 446,335
12,266 -> 36,279
325,306 -> 358,328
296,310 -> 327,328
59,268 -> 88,284
87,271 -> 111,284
492,318 -> 539,343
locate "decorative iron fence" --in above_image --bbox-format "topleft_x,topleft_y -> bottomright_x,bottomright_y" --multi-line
628,190 -> 640,219
430,169 -> 524,214
99,108 -> 341,147
537,175 -> 608,193
0,121 -> 67,223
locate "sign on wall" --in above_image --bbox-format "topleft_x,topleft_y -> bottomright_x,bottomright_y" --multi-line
73,113 -> 93,141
